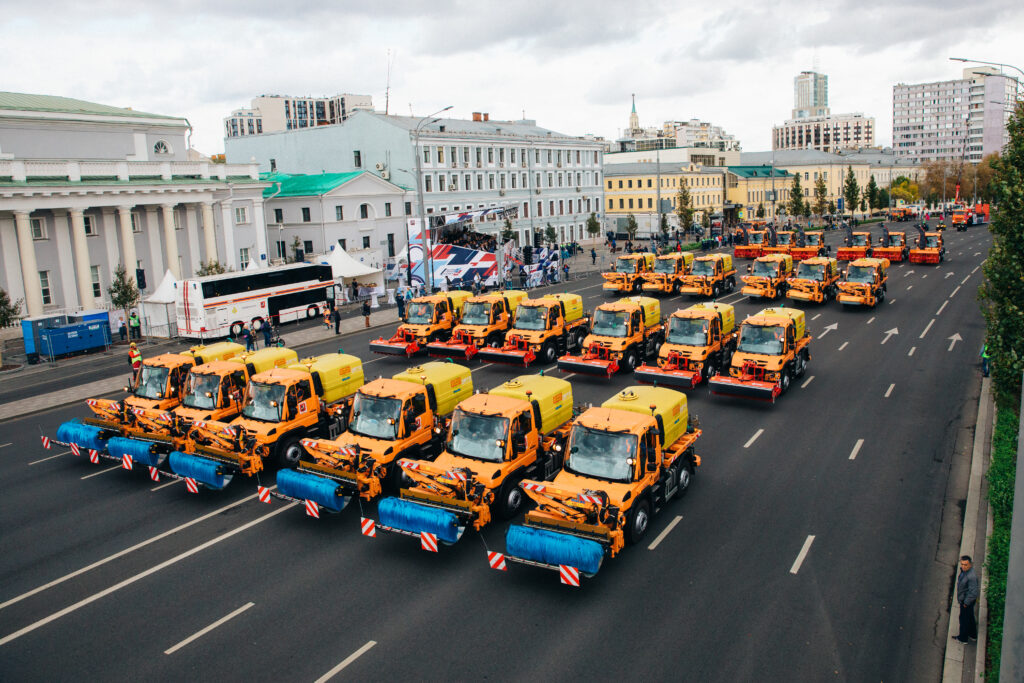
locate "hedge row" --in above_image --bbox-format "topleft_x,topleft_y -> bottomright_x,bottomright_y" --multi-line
986,404 -> 1019,682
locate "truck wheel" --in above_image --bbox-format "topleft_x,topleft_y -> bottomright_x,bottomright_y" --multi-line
780,365 -> 793,393
795,350 -> 808,377
540,341 -> 557,364
677,460 -> 695,497
877,287 -> 885,303
621,347 -> 639,371
496,478 -> 525,519
627,498 -> 651,545
726,276 -> 736,292
712,283 -> 721,298
276,437 -> 305,469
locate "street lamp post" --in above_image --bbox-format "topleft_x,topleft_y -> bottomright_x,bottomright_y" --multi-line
413,105 -> 452,293
950,57 -> 1024,78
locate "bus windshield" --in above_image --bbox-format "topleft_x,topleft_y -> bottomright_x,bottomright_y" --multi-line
460,301 -> 491,325
242,381 -> 285,422
406,301 -> 435,324
448,409 -> 508,462
691,260 -> 715,277
737,324 -> 785,355
183,373 -> 222,409
653,258 -> 678,274
566,425 -> 636,482
591,309 -> 630,337
614,259 -> 639,274
349,392 -> 401,440
135,366 -> 169,400
795,263 -> 824,280
668,317 -> 709,346
846,266 -> 876,283
513,305 -> 547,331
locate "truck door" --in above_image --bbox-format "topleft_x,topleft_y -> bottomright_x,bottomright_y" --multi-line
407,392 -> 428,437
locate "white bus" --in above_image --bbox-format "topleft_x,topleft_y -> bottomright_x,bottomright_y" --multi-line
175,264 -> 335,338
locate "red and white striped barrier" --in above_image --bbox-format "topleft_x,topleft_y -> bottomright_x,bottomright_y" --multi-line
305,499 -> 319,518
88,450 -> 99,464
446,470 -> 468,482
575,493 -> 603,506
121,454 -> 133,470
559,564 -> 580,587
149,467 -> 160,482
185,477 -> 199,493
421,531 -> 438,552
70,443 -> 80,457
257,486 -> 272,503
361,517 -> 376,537
522,482 -> 545,492
41,436 -> 51,449
399,459 -> 420,470
221,425 -> 235,437
488,551 -> 507,571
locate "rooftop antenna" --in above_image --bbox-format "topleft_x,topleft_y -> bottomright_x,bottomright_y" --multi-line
384,49 -> 395,116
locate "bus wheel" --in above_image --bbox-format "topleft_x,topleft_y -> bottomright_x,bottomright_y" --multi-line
229,321 -> 244,337
251,316 -> 265,331
306,305 -> 318,320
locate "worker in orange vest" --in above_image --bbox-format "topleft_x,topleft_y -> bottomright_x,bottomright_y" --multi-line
129,342 -> 142,385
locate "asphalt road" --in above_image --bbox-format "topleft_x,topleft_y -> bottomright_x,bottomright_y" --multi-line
0,221 -> 991,681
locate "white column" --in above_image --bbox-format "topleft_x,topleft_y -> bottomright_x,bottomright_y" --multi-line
69,209 -> 95,310
184,203 -> 200,277
101,209 -> 120,291
14,211 -> 43,316
201,201 -> 218,265
117,206 -> 138,285
251,198 -> 268,268
146,206 -> 164,282
220,200 -> 237,270
161,204 -> 181,279
52,210 -> 79,310
0,214 -> 26,309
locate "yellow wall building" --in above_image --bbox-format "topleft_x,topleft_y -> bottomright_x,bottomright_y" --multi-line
603,162 -> 725,233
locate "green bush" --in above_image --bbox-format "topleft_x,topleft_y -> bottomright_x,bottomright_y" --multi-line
986,404 -> 1019,681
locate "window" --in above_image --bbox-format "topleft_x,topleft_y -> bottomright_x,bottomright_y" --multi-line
387,233 -> 395,257
608,198 -> 614,209
499,148 -> 505,163
83,215 -> 96,236
437,148 -> 445,164
275,208 -> 284,223
90,265 -> 101,298
536,201 -> 542,216
301,240 -> 313,254
360,204 -> 370,219
425,176 -> 433,192
30,217 -> 46,240
302,207 -> 311,222
405,202 -> 412,216
354,151 -> 362,168
628,199 -> 634,209
153,140 -> 170,155
385,202 -> 392,217
487,148 -> 494,163
619,199 -> 624,209
362,235 -> 371,249
39,271 -> 51,305
234,207 -> 248,224
131,213 -> 141,233
239,248 -> 250,269
423,147 -> 431,163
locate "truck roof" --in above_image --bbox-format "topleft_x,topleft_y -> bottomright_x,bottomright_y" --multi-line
146,352 -> 198,369
574,406 -> 652,437
359,377 -> 426,401
799,257 -> 836,266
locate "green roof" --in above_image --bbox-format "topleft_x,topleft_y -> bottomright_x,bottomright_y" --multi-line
261,171 -> 368,198
727,165 -> 792,178
0,92 -> 182,120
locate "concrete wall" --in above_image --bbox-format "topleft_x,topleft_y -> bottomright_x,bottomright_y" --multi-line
0,120 -> 188,161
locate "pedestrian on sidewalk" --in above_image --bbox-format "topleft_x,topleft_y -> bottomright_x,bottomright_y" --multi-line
591,248 -> 597,265
397,290 -> 407,320
128,342 -> 142,385
117,315 -> 127,341
980,344 -> 990,377
332,304 -> 341,335
953,555 -> 980,643
244,323 -> 256,352
262,320 -> 272,348
128,310 -> 141,340
362,299 -> 372,328
323,305 -> 331,330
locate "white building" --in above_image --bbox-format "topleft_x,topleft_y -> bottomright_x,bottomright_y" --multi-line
617,98 -> 740,154
793,71 -> 830,119
225,110 -> 607,247
893,67 -> 1020,163
0,92 -> 268,317
668,119 -> 741,151
772,113 -> 876,153
224,93 -> 373,139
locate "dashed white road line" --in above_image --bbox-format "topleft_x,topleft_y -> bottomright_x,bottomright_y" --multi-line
866,316 -> 875,325
920,319 -> 935,339
950,285 -> 961,298
315,641 -> 378,683
790,535 -> 816,574
28,450 -> 71,465
961,275 -> 970,285
150,479 -> 180,492
811,313 -> 821,321
936,301 -> 948,315
888,299 -> 896,304
801,375 -> 815,389
744,429 -> 764,449
908,346 -> 916,357
849,438 -> 865,460
907,285 -> 913,291
80,465 -> 121,480
164,602 -> 255,655
971,266 -> 979,275
0,442 -> 11,448
885,384 -> 895,398
922,274 -> 928,279
648,515 -> 683,550
838,341 -> 849,351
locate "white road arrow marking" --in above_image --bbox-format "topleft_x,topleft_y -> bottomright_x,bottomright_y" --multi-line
974,252 -> 981,256
903,270 -> 915,278
948,333 -> 962,351
817,323 -> 838,339
882,328 -> 898,345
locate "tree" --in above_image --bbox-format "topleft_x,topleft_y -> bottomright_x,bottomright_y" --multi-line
108,263 -> 140,330
756,203 -> 766,219
877,188 -> 890,211
890,177 -> 920,204
843,166 -> 860,218
675,185 -> 694,234
290,236 -> 302,262
859,190 -> 868,213
0,287 -> 23,328
544,223 -> 558,245
659,212 -> 669,238
788,173 -> 805,220
813,176 -> 828,224
197,260 -> 227,276
586,212 -> 601,239
701,212 -> 710,233
866,175 -> 879,212
500,218 -> 515,243
979,99 -> 1024,410
828,200 -> 836,215
802,203 -> 811,221
625,214 -> 638,241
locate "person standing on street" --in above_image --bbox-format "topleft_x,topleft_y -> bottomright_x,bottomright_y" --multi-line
262,320 -> 273,348
591,248 -> 597,265
129,342 -> 142,385
397,290 -> 407,320
332,304 -> 341,335
362,299 -> 372,328
117,315 -> 127,341
128,310 -> 141,340
244,323 -> 256,351
953,555 -> 980,643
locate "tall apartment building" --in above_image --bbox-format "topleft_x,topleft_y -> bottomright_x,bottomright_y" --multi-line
772,113 -> 876,153
224,93 -> 373,138
794,71 -> 829,119
892,67 -> 1020,163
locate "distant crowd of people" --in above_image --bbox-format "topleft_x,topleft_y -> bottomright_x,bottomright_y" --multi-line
439,228 -> 497,253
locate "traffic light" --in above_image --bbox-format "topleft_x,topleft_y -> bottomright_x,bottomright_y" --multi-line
523,246 -> 533,265
135,268 -> 147,290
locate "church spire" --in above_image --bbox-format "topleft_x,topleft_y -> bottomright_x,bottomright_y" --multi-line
628,94 -> 640,135
631,93 -> 636,114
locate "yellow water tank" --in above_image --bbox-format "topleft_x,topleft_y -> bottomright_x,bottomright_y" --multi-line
602,385 -> 688,449
490,375 -> 573,434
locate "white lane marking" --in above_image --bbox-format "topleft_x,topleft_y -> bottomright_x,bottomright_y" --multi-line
936,301 -> 948,316
315,641 -> 378,683
838,341 -> 849,351
950,285 -> 961,298
80,465 -> 121,480
908,346 -> 916,357
28,450 -> 71,465
811,313 -> 821,321
576,282 -> 607,292
150,479 -> 180,492
849,439 -> 865,460
961,275 -> 970,285
164,602 -> 255,655
0,502 -> 296,646
920,319 -> 935,339
560,373 -> 577,379
974,252 -> 981,256
801,375 -> 814,389
885,384 -> 895,398
906,285 -> 913,291
743,429 -> 764,449
0,442 -> 11,448
971,266 -> 979,275
922,274 -> 928,279
866,316 -> 875,325
0,491 -> 264,611
889,299 -> 896,305
648,515 -> 683,550
790,535 -> 816,574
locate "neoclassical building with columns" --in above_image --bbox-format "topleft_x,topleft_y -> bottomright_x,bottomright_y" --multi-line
0,92 -> 269,318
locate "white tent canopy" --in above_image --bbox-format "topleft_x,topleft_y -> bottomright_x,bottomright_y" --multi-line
140,269 -> 178,337
145,269 -> 178,304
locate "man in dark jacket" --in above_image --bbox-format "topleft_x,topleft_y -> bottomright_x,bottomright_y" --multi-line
953,555 -> 980,643
332,304 -> 341,334
362,299 -> 372,328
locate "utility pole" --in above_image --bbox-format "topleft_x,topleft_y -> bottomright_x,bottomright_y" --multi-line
413,105 -> 452,293
655,147 -> 662,239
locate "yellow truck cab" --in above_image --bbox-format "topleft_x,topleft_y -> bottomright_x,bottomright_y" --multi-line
506,386 -> 701,579
370,290 -> 472,356
709,307 -> 811,403
741,254 -> 794,300
276,361 -> 473,512
378,375 -> 575,545
641,252 -> 694,294
790,230 -> 828,261
734,229 -> 766,258
761,230 -> 795,255
122,341 -> 245,413
873,227 -> 909,262
478,293 -> 589,366
678,253 -> 736,298
837,257 -> 889,307
908,227 -> 945,264
602,253 -> 655,293
426,290 -> 527,360
557,296 -> 664,376
837,230 -> 873,261
787,257 -> 840,304
634,302 -> 737,388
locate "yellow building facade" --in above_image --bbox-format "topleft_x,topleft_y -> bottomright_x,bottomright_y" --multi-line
603,163 -> 725,232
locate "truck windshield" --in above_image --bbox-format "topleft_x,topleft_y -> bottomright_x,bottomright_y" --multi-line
777,233 -> 792,244
242,381 -> 284,422
925,236 -> 938,248
889,234 -> 904,246
135,366 -> 170,400
592,309 -> 630,337
183,373 -> 221,409
406,301 -> 435,324
668,317 -> 709,346
795,263 -> 824,280
614,259 -> 639,273
448,409 -> 508,462
349,392 -> 401,440
846,266 -> 876,283
749,233 -> 764,244
851,234 -> 868,246
691,260 -> 715,277
653,258 -> 677,274
460,301 -> 491,325
806,234 -> 821,245
737,324 -> 784,355
566,425 -> 636,482
751,260 -> 779,277
513,305 -> 547,331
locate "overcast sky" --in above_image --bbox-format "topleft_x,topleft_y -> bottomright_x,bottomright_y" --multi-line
3,0 -> 1022,156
